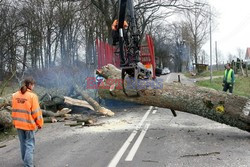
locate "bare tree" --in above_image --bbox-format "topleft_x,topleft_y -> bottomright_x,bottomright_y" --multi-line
180,0 -> 212,65
237,48 -> 244,60
0,0 -> 212,84
228,53 -> 236,63
152,24 -> 175,70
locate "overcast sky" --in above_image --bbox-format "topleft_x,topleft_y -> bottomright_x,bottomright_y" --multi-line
203,0 -> 250,60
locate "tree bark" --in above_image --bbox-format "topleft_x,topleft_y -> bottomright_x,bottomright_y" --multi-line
97,64 -> 250,132
73,85 -> 114,116
63,96 -> 94,111
42,108 -> 72,117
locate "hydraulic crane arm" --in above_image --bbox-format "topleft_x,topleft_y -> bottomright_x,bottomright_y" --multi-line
116,0 -> 152,97
118,0 -> 140,66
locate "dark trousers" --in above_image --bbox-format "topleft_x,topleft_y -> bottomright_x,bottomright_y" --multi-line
223,83 -> 233,93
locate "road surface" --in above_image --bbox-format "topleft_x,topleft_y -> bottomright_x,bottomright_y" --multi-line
0,73 -> 249,167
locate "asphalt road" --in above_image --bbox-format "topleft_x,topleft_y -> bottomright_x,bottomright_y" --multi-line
0,73 -> 250,167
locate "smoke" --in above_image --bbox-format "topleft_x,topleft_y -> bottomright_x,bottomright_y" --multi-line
26,62 -> 95,91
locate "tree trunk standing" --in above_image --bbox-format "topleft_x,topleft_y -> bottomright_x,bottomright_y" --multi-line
53,37 -> 59,64
194,37 -> 198,66
39,38 -> 44,69
9,33 -> 17,73
22,28 -> 28,73
46,27 -> 52,68
66,25 -> 72,65
35,36 -> 39,69
44,33 -> 48,69
86,27 -> 95,67
215,41 -> 218,71
0,51 -> 3,80
31,32 -> 38,69
90,0 -> 114,43
240,60 -> 245,76
60,30 -> 66,66
97,64 -> 250,132
72,25 -> 78,65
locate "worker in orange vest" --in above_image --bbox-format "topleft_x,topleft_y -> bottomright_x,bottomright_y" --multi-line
112,19 -> 129,45
12,77 -> 43,167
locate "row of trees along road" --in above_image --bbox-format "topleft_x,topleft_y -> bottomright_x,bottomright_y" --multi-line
0,0 -> 213,82
152,0 -> 214,72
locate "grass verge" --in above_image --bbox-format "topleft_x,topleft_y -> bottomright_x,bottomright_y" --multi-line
196,76 -> 250,98
184,70 -> 225,78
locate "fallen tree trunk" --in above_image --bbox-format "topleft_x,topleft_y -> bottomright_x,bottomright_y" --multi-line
73,85 -> 114,116
63,96 -> 94,111
42,108 -> 72,117
40,91 -> 114,116
64,114 -> 97,127
97,64 -> 250,132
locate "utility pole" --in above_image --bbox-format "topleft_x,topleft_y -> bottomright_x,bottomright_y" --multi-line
215,41 -> 218,71
210,5 -> 213,83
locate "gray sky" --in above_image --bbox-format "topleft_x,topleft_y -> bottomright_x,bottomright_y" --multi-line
203,0 -> 250,60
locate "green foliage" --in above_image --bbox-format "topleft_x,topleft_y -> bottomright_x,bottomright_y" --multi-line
197,76 -> 250,98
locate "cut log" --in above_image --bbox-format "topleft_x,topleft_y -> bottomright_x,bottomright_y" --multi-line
40,95 -> 65,111
63,96 -> 94,111
97,64 -> 250,132
0,90 -> 112,127
65,117 -> 96,126
43,117 -> 58,123
73,85 -> 114,116
40,91 -> 114,116
42,108 -> 71,117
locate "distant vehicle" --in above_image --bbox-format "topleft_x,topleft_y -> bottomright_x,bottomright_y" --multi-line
162,67 -> 170,75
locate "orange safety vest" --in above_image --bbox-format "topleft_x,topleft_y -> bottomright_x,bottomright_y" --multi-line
111,19 -> 128,31
12,89 -> 43,131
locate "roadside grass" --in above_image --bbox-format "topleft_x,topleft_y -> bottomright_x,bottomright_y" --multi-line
184,70 -> 224,78
196,76 -> 250,98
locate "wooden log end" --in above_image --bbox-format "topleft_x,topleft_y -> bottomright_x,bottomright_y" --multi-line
98,107 -> 115,117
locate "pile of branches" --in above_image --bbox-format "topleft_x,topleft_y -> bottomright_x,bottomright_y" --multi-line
0,85 -> 114,129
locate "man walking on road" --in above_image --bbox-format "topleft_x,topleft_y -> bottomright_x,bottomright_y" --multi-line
222,63 -> 235,93
12,77 -> 44,167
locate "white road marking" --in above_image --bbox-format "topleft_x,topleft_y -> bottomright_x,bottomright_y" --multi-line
152,110 -> 157,114
136,108 -> 151,130
163,73 -> 171,83
107,107 -> 152,167
149,106 -> 153,111
125,123 -> 150,161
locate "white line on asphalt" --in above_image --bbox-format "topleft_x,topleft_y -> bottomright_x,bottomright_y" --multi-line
136,108 -> 151,130
125,123 -> 150,161
152,110 -> 157,114
107,107 -> 152,167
